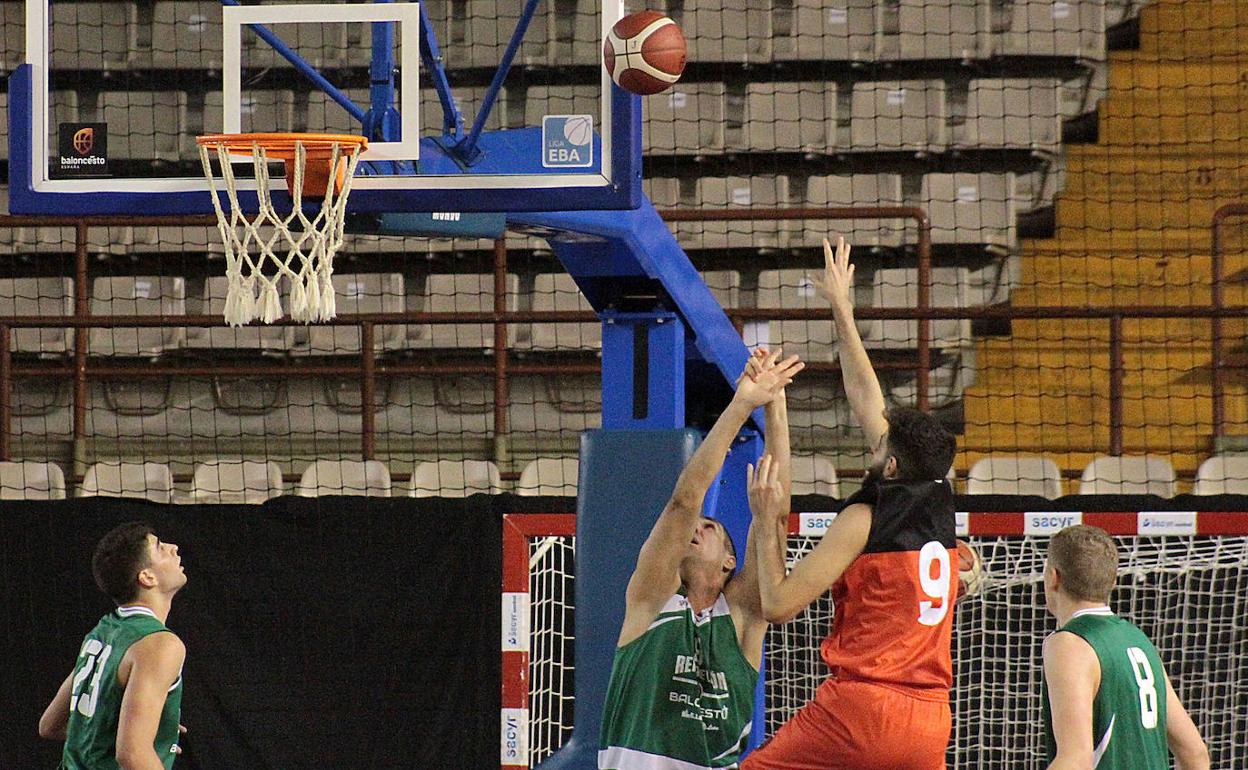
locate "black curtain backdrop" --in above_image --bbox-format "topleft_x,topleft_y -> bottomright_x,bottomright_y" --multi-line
0,494 -> 572,770
1,491 -> 1242,770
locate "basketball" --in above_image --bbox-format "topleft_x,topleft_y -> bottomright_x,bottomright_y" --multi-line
603,10 -> 687,96
956,539 -> 983,598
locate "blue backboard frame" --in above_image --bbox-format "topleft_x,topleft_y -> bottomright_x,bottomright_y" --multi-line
8,0 -> 642,215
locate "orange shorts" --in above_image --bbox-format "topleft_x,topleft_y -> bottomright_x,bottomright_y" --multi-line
742,678 -> 951,770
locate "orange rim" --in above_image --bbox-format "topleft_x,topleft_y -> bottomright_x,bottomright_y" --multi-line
196,132 -> 369,160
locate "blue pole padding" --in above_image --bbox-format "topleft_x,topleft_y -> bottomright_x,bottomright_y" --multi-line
220,0 -> 365,125
455,0 -> 545,163
534,429 -> 702,770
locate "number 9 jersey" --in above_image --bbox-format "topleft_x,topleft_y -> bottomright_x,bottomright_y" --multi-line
821,477 -> 958,696
61,605 -> 183,770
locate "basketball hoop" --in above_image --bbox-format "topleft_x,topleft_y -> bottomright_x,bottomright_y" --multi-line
196,132 -> 369,326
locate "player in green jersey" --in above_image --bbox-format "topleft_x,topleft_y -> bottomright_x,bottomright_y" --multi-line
1042,524 -> 1209,770
599,348 -> 802,770
39,522 -> 188,770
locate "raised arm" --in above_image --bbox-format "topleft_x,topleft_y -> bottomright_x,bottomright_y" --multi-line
1163,672 -> 1210,770
752,454 -> 872,624
812,237 -> 889,459
727,356 -> 793,665
732,352 -> 793,613
619,352 -> 803,645
1042,631 -> 1099,770
116,632 -> 185,770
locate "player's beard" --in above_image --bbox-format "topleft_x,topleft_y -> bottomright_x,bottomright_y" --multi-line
863,458 -> 889,486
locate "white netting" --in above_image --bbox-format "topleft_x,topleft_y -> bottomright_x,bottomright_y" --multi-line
529,534 -> 577,761
521,530 -> 1248,769
198,138 -> 363,326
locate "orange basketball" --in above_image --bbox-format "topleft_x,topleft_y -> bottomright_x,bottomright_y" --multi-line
603,10 -> 687,96
956,539 -> 984,598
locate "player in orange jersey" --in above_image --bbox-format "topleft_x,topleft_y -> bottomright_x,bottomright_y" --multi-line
742,237 -> 960,770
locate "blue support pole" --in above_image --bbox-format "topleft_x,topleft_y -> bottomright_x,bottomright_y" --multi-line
220,0 -> 365,124
417,0 -> 465,137
455,0 -> 545,163
514,197 -> 772,766
600,311 -> 685,431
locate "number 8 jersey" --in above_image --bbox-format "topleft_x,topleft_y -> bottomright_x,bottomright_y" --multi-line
1043,608 -> 1170,769
820,478 -> 957,698
62,605 -> 183,770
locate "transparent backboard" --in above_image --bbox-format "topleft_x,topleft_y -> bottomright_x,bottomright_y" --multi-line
10,0 -> 638,215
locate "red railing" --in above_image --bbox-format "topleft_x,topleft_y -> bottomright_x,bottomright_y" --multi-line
0,210 -> 1240,469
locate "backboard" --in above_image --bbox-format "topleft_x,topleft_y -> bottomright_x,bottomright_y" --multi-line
9,0 -> 640,216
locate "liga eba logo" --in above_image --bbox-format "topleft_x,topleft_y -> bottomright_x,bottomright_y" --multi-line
72,127 -> 95,156
541,114 -> 593,168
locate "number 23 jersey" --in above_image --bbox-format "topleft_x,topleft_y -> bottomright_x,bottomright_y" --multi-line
820,478 -> 958,698
61,605 -> 183,770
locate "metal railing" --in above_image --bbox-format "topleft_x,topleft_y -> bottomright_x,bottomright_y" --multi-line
0,210 -> 1238,469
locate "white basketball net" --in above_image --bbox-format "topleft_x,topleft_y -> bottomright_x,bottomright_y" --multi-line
198,139 -> 363,326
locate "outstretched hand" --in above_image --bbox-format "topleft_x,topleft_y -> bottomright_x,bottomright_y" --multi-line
747,454 -> 786,522
810,236 -> 854,309
736,347 -> 803,407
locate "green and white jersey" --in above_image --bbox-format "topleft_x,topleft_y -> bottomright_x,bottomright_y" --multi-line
600,593 -> 758,770
61,606 -> 183,770
1043,607 -> 1170,770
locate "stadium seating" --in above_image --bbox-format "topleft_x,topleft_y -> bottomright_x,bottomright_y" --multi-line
999,0 -> 1106,60
862,267 -> 971,350
306,88 -> 370,136
410,273 -> 519,350
409,459 -> 504,497
0,461 -> 67,500
687,176 -> 791,250
802,174 -> 909,249
643,83 -> 726,154
967,455 -> 1063,498
88,277 -> 187,357
81,461 -> 175,503
1,2 -> 24,72
296,459 -> 392,497
192,460 -> 285,503
517,457 -> 579,496
240,18 -> 346,69
920,173 -> 1017,250
754,269 -> 837,363
1192,455 -> 1248,496
203,90 -> 296,139
98,91 -> 185,162
187,277 -> 287,351
51,1 -> 136,70
851,80 -> 947,152
526,273 -> 599,352
1079,455 -> 1177,497
790,454 -> 840,497
0,278 -> 74,354
741,82 -> 836,153
683,0 -> 774,63
150,1 -> 224,69
889,0 -> 987,60
289,273 -> 406,355
774,0 -> 877,61
959,78 -> 1061,152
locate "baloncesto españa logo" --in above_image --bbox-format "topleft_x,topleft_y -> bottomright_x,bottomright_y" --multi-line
56,123 -> 109,177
